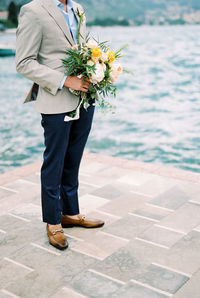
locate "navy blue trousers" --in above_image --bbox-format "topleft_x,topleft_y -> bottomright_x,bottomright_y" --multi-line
40,103 -> 95,225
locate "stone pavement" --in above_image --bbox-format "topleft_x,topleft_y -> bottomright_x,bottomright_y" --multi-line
0,152 -> 200,298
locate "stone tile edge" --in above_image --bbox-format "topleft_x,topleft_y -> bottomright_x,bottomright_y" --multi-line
0,152 -> 199,185
84,152 -> 200,183
0,160 -> 42,185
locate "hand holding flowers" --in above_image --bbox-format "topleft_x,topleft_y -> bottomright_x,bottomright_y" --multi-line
64,75 -> 90,92
62,9 -> 128,117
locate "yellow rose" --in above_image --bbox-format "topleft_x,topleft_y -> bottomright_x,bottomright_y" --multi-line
107,51 -> 115,63
91,47 -> 102,58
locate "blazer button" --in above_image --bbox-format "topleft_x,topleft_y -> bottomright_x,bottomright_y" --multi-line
44,86 -> 51,92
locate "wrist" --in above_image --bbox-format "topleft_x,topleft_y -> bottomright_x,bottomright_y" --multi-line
64,76 -> 72,88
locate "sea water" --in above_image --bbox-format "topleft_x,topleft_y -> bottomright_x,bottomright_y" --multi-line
0,25 -> 200,173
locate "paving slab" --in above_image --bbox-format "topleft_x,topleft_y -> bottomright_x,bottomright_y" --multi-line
154,230 -> 200,275
96,166 -> 132,180
0,186 -> 41,216
79,194 -> 109,213
138,225 -> 184,248
22,173 -> 40,184
158,202 -> 200,233
131,204 -> 171,221
71,270 -> 123,298
91,247 -> 144,283
79,182 -> 97,196
111,281 -> 169,298
117,171 -> 158,186
91,184 -> 123,200
8,203 -> 42,221
0,187 -> 16,200
0,152 -> 200,297
52,287 -> 88,298
129,175 -> 178,198
0,258 -> 33,288
176,180 -> 200,198
91,239 -> 167,283
4,270 -> 65,298
134,263 -> 189,294
80,161 -> 108,175
0,220 -> 45,257
102,214 -> 154,240
98,192 -> 149,216
71,230 -> 129,260
0,290 -> 19,298
79,173 -> 114,188
173,268 -> 200,298
149,186 -> 189,210
3,179 -> 38,193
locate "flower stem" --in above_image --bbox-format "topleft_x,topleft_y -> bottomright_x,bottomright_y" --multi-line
76,9 -> 84,45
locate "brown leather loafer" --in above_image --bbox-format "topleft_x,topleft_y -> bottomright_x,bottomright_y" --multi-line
46,224 -> 68,250
61,214 -> 105,228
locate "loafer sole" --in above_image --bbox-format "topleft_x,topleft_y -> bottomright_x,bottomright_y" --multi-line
48,240 -> 68,250
61,222 -> 105,229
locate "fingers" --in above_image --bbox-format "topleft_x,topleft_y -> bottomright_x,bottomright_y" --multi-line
77,76 -> 90,92
82,77 -> 90,84
79,82 -> 89,92
80,86 -> 89,92
82,80 -> 90,87
82,82 -> 90,88
81,78 -> 90,88
80,81 -> 90,91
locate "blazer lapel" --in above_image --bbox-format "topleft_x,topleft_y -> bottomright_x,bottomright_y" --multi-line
41,0 -> 74,46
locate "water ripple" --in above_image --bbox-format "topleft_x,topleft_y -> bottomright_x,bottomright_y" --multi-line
0,25 -> 200,173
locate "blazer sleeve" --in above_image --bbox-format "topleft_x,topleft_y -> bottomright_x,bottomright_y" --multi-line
15,6 -> 64,96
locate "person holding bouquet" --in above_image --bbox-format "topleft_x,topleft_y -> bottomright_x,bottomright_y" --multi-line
16,0 -> 105,250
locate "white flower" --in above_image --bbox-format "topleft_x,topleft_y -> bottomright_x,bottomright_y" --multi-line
110,63 -> 123,82
87,60 -> 95,67
76,8 -> 86,23
86,39 -> 98,49
90,63 -> 105,84
101,52 -> 108,62
100,62 -> 106,72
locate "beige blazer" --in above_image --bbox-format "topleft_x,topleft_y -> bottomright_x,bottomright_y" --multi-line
16,0 -> 86,114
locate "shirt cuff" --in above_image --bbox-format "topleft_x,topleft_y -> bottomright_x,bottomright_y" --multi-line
59,75 -> 67,89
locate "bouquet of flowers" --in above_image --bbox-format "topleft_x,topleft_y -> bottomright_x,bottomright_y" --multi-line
62,9 -> 127,118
